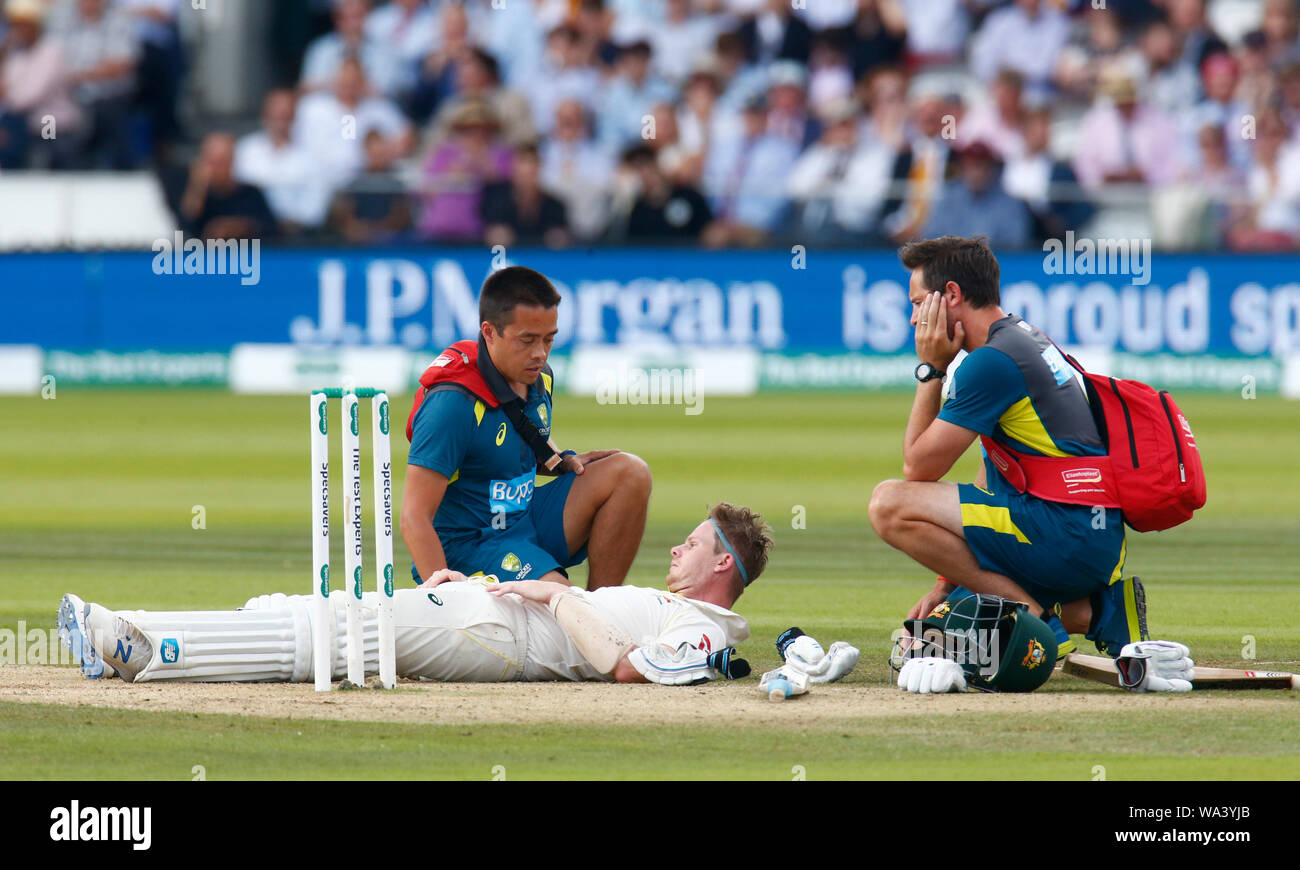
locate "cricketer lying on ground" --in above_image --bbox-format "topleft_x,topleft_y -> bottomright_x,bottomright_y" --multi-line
61,504 -> 777,687
59,508 -> 775,686
58,578 -> 749,686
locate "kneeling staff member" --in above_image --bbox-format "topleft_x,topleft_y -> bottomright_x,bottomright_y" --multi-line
871,236 -> 1144,658
59,505 -> 854,686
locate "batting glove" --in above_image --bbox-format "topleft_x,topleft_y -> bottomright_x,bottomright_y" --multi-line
1117,640 -> 1194,693
898,657 -> 967,694
776,628 -> 860,683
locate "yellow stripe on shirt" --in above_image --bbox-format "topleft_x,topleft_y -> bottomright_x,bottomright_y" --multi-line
998,397 -> 1070,457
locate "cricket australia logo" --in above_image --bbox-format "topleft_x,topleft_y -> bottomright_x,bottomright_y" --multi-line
1022,639 -> 1047,670
501,553 -> 522,573
927,601 -> 952,619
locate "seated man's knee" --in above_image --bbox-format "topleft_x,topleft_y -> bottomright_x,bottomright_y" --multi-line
869,479 -> 905,538
612,452 -> 652,495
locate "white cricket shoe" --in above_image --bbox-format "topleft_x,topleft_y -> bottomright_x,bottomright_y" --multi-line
57,593 -> 114,679
83,603 -> 154,682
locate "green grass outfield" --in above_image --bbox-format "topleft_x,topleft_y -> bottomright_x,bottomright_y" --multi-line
2,389 -> 1298,779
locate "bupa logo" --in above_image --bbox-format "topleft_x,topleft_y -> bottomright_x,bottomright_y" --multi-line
161,639 -> 179,664
489,472 -> 535,514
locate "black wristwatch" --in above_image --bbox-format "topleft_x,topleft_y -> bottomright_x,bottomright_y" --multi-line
915,362 -> 946,383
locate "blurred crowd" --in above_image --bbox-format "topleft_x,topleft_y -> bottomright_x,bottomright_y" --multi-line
5,0 -> 1300,250
0,0 -> 180,169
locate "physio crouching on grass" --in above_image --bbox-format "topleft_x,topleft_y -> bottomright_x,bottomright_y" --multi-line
400,266 -> 653,591
868,236 -> 1190,694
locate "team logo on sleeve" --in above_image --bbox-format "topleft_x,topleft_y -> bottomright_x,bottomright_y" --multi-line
538,405 -> 548,427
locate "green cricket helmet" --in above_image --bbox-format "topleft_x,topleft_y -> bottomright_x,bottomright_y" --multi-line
892,593 -> 1058,692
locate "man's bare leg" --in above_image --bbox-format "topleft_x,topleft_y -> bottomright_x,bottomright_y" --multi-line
561,453 -> 653,589
869,478 -> 1045,617
1059,597 -> 1092,634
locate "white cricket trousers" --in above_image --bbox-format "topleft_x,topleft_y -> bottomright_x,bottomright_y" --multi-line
124,585 -> 531,683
